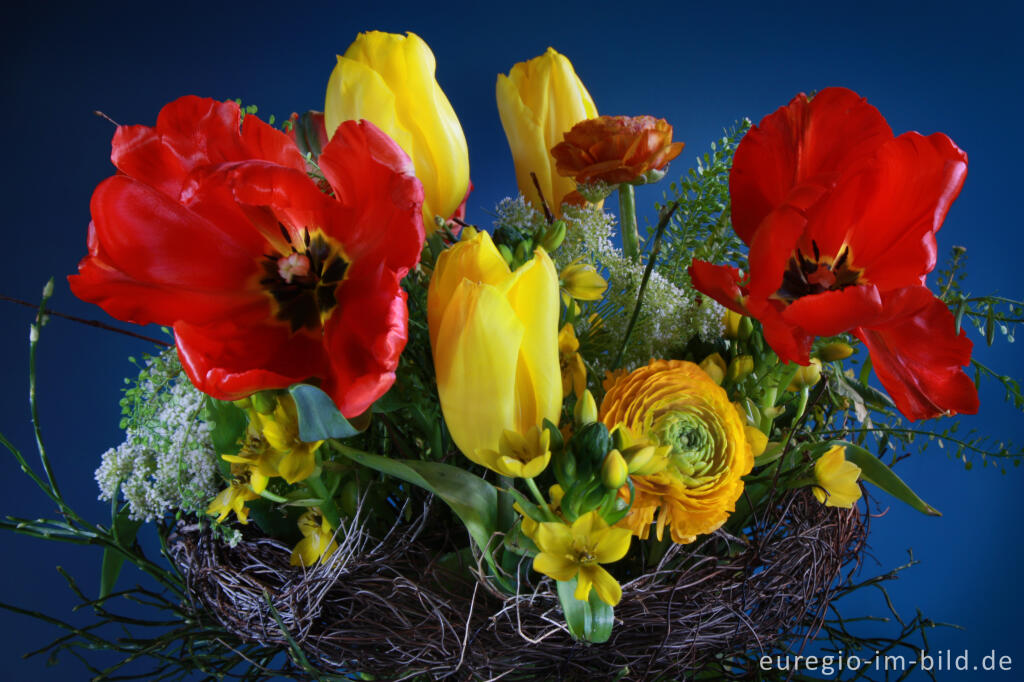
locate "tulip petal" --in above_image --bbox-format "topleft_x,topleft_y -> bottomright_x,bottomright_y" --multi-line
855,287 -> 978,420
687,261 -> 748,313
782,284 -> 884,337
427,231 -> 510,349
174,318 -> 330,401
499,249 -> 562,433
434,279 -> 526,461
730,88 -> 893,244
806,132 -> 967,289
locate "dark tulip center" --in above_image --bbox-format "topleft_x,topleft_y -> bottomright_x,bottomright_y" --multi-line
260,225 -> 348,332
775,242 -> 862,302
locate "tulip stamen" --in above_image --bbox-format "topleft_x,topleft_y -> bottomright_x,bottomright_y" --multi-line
261,226 -> 349,332
776,245 -> 862,302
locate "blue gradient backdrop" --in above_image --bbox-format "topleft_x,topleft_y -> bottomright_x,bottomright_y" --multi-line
2,1 -> 1021,678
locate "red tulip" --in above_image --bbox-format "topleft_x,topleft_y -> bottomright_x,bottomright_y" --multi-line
690,88 -> 977,420
70,96 -> 424,417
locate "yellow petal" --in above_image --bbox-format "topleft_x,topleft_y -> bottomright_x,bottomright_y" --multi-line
519,451 -> 551,479
535,520 -> 574,556
434,279 -> 524,463
427,230 -> 510,350
499,249 -> 562,433
534,552 -> 579,582
586,565 -> 623,606
592,526 -> 631,564
574,567 -> 594,601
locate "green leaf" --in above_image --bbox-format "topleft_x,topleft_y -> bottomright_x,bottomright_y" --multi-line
289,384 -> 359,442
99,507 -> 142,599
336,447 -> 497,555
834,441 -> 941,516
556,577 -> 614,643
204,397 -> 247,456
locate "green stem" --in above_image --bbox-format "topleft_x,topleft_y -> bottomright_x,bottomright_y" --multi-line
618,183 -> 639,261
256,488 -> 288,504
612,201 -> 680,369
525,477 -> 557,522
306,474 -> 341,530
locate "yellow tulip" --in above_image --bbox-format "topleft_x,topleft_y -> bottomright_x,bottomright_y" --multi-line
496,47 -> 597,216
428,231 -> 562,467
325,31 -> 470,228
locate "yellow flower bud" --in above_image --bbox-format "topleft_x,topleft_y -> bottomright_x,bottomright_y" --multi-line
818,342 -> 855,362
787,359 -> 822,391
812,445 -> 862,508
428,231 -> 562,467
325,31 -> 470,229
575,389 -> 598,427
559,261 -> 607,301
744,426 -> 768,458
699,353 -> 727,385
601,449 -> 629,489
727,355 -> 754,382
496,48 -> 597,217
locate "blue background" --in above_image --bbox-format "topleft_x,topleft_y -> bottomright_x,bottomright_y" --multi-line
2,0 -> 1021,678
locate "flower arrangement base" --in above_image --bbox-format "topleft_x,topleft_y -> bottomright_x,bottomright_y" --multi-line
168,490 -> 865,680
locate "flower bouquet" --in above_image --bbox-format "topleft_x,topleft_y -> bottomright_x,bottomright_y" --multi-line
4,30 -> 1023,680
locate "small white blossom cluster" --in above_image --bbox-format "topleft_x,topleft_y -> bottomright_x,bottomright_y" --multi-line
555,202 -> 724,371
95,350 -> 222,523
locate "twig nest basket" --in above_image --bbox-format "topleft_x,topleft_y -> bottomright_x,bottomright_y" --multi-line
169,490 -> 865,680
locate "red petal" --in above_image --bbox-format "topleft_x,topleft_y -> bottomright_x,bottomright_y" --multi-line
806,132 -> 967,290
318,120 -> 424,273
69,176 -> 265,326
854,287 -> 977,420
321,261 -> 408,417
746,296 -> 814,364
174,319 -> 330,401
240,114 -> 309,173
782,284 -> 883,337
688,260 -> 748,313
730,87 -> 893,244
745,204 -> 809,299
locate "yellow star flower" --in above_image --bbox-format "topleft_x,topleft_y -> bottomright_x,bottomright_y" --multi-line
475,425 -> 551,479
256,395 -> 323,484
532,511 -> 632,606
290,509 -> 340,567
206,478 -> 260,525
559,261 -> 607,301
813,445 -> 862,508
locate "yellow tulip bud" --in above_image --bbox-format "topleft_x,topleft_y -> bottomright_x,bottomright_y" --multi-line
818,342 -> 855,362
813,445 -> 862,508
428,231 -> 562,466
575,389 -> 598,427
601,449 -> 629,489
560,261 -> 607,301
496,48 -> 598,217
787,359 -> 822,391
325,31 -> 470,229
727,355 -> 754,382
699,353 -> 727,385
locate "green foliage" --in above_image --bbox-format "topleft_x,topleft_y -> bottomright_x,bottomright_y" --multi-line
654,121 -> 751,287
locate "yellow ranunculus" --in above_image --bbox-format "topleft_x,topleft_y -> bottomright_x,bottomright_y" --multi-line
600,360 -> 755,544
496,48 -> 597,216
813,445 -> 862,508
428,230 -> 562,468
325,31 -> 470,228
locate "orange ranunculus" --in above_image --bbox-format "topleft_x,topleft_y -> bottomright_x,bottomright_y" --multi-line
599,359 -> 754,544
551,115 -> 684,186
